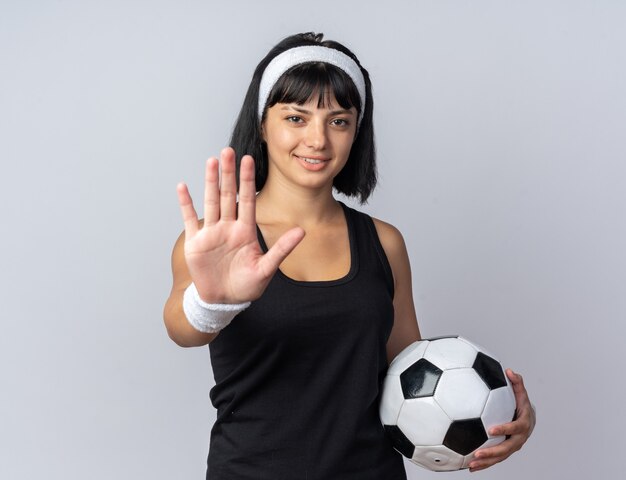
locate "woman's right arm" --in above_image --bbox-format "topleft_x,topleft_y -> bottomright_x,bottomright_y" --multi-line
163,147 -> 305,347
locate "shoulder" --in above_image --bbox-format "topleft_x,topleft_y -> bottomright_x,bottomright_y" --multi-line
370,217 -> 411,288
344,205 -> 407,262
371,217 -> 408,259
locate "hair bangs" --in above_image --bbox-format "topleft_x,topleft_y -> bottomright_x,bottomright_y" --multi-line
264,62 -> 361,117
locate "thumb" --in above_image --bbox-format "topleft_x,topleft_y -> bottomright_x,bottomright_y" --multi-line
258,227 -> 306,276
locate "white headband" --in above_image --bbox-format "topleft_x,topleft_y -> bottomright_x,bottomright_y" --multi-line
257,45 -> 367,126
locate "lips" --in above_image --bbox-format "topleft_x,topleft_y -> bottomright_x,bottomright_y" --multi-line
295,154 -> 330,163
295,154 -> 331,171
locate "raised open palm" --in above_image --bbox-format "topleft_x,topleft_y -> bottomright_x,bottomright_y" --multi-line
177,147 -> 305,304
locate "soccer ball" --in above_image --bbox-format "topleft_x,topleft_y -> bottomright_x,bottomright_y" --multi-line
380,336 -> 516,471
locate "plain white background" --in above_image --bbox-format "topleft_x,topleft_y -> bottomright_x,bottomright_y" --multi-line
1,1 -> 624,478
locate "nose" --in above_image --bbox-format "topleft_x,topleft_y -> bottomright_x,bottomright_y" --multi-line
304,119 -> 327,150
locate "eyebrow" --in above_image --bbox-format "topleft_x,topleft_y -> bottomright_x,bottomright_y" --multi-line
279,105 -> 355,116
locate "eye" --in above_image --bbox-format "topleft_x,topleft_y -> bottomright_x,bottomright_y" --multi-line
331,118 -> 350,127
286,115 -> 303,123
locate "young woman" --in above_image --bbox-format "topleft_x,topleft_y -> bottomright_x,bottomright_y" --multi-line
164,32 -> 535,479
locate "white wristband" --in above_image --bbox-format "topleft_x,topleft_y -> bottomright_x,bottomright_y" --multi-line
182,283 -> 250,333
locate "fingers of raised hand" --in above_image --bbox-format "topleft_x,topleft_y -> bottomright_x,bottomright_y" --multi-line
258,227 -> 306,278
177,182 -> 199,238
203,156 -> 220,225
218,147 -> 238,221
237,155 -> 257,226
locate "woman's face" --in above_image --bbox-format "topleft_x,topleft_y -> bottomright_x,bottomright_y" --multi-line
261,93 -> 357,192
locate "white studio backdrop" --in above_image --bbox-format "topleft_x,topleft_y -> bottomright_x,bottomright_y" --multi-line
1,1 -> 624,479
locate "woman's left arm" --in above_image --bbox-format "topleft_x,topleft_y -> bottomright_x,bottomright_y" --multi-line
374,218 -> 535,472
372,219 -> 421,363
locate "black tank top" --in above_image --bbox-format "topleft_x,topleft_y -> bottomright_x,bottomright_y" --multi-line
206,203 -> 406,479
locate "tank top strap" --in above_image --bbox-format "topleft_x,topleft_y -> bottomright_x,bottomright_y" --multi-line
339,202 -> 395,298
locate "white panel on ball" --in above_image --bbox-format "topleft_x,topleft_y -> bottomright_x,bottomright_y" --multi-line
423,337 -> 478,369
379,374 -> 405,425
397,396 -> 451,446
481,385 -> 516,432
411,445 -> 464,471
434,369 -> 490,420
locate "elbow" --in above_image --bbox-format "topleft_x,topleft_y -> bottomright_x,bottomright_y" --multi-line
163,313 -> 184,347
164,322 -> 190,348
163,303 -> 214,348
163,302 -> 190,348
164,318 -> 202,348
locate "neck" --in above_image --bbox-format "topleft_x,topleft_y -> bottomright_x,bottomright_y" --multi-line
255,181 -> 342,226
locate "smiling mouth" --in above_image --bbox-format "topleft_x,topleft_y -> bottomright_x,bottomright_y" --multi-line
295,155 -> 329,165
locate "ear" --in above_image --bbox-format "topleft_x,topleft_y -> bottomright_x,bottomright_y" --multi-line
260,121 -> 267,142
